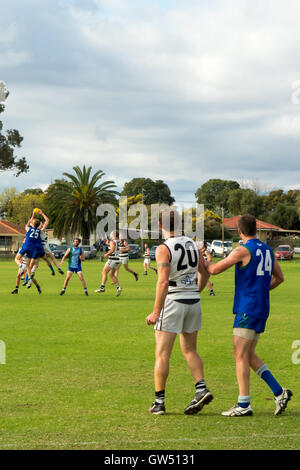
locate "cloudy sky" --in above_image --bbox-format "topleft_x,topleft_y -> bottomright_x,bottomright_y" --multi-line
1,0 -> 300,203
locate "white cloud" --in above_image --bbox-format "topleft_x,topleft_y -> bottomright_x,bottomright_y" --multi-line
1,0 -> 300,198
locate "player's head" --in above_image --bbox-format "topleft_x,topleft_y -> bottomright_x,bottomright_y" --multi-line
144,243 -> 148,248
32,218 -> 40,228
238,214 -> 257,237
158,208 -> 181,235
110,230 -> 119,240
73,237 -> 81,246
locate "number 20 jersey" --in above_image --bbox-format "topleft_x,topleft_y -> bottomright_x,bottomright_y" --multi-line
233,238 -> 274,320
163,235 -> 200,300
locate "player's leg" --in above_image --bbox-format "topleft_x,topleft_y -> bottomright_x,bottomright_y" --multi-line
77,271 -> 88,296
124,261 -> 138,280
95,263 -> 110,292
149,330 -> 177,415
12,269 -> 22,294
111,267 -> 122,296
144,261 -> 148,275
42,254 -> 55,275
48,250 -> 64,274
60,270 -> 73,295
221,334 -> 253,417
249,340 -> 292,415
15,252 -> 23,268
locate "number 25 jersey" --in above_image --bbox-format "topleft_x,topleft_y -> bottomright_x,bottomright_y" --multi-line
163,235 -> 200,300
233,238 -> 274,320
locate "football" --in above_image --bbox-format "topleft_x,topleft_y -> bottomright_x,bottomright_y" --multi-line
34,207 -> 40,216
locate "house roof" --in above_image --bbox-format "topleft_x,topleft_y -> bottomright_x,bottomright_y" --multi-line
224,215 -> 284,231
0,220 -> 26,236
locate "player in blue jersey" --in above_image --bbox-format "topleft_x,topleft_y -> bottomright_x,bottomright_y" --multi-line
15,209 -> 47,289
59,238 -> 88,296
207,214 -> 292,417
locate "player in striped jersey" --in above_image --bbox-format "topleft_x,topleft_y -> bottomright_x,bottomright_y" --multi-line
114,237 -> 138,281
95,231 -> 122,296
143,243 -> 157,275
146,209 -> 213,415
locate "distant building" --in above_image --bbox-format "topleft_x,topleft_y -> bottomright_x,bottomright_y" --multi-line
0,221 -> 26,253
224,215 -> 300,241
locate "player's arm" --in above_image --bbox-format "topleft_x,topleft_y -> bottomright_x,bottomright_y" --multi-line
60,248 -> 70,265
124,241 -> 130,252
205,249 -> 212,262
80,247 -> 85,262
25,213 -> 34,232
198,252 -> 210,292
269,258 -> 284,290
104,240 -> 115,258
146,245 -> 170,325
39,210 -> 49,231
208,246 -> 250,275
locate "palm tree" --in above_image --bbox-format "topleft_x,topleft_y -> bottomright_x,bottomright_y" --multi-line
46,166 -> 119,245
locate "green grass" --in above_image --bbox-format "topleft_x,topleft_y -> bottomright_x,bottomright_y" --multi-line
0,256 -> 299,450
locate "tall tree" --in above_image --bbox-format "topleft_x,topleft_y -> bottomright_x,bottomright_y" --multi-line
121,178 -> 175,205
45,166 -> 119,244
195,179 -> 240,214
0,87 -> 29,176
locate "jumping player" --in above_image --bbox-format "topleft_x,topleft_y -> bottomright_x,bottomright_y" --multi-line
59,238 -> 88,296
146,209 -> 213,415
95,231 -> 122,296
12,239 -> 41,294
207,214 -> 292,417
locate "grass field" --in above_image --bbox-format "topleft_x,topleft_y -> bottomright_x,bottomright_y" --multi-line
0,255 -> 299,450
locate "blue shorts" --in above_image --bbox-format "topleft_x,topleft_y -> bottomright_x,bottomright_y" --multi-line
68,266 -> 82,273
19,245 -> 45,260
233,312 -> 267,333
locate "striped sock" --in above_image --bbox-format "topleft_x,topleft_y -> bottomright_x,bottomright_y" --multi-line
256,364 -> 283,397
195,380 -> 206,394
155,390 -> 165,404
238,395 -> 251,408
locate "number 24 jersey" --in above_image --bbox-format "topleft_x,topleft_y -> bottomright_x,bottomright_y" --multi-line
233,238 -> 274,320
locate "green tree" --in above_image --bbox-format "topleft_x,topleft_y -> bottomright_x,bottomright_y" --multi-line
0,91 -> 29,176
45,166 -> 119,244
0,187 -> 20,219
121,178 -> 175,205
228,188 -> 262,217
195,179 -> 240,214
270,203 -> 300,230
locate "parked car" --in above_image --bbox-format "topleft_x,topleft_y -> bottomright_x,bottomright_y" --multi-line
52,245 -> 69,258
274,245 -> 294,260
49,243 -> 58,251
209,240 -> 233,257
128,244 -> 141,259
82,245 -> 97,259
150,245 -> 160,260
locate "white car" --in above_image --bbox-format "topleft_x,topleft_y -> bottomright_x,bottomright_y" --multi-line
209,240 -> 232,257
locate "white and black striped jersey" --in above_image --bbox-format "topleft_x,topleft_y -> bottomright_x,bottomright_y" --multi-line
41,231 -> 48,244
119,240 -> 129,258
108,239 -> 120,260
144,248 -> 150,259
164,236 -> 200,300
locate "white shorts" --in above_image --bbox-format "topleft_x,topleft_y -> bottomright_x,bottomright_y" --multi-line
105,259 -> 121,270
42,243 -> 52,255
144,258 -> 151,265
155,296 -> 202,334
120,256 -> 129,265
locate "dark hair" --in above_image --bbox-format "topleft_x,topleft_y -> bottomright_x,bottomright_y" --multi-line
33,219 -> 40,228
159,208 -> 180,232
73,237 -> 81,244
238,214 -> 257,236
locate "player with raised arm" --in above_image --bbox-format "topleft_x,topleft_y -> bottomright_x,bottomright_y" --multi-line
95,231 -> 122,297
59,238 -> 88,296
11,238 -> 41,294
146,209 -> 213,415
143,243 -> 157,276
207,214 -> 292,417
199,241 -> 215,296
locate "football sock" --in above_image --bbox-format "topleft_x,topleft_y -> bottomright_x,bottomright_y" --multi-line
195,380 -> 206,394
49,265 -> 54,273
256,364 -> 283,397
155,390 -> 165,404
25,274 -> 29,282
238,395 -> 251,408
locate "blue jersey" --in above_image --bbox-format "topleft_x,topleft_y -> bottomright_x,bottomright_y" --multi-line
68,247 -> 82,270
25,226 -> 43,248
233,239 -> 274,320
